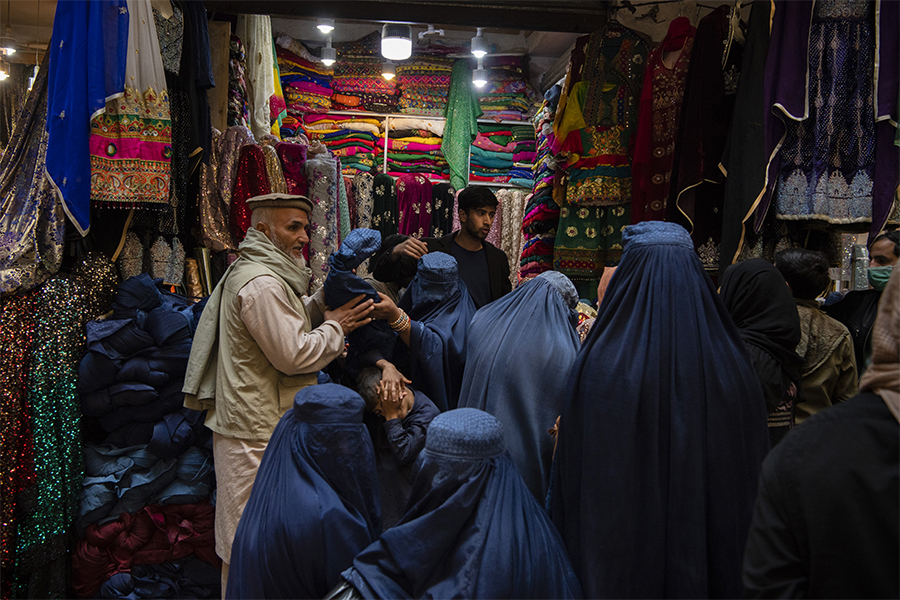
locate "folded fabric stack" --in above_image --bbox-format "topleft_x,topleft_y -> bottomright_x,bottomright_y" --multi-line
395,55 -> 453,117
331,57 -> 399,112
72,501 -> 219,598
96,556 -> 221,599
520,192 -> 559,281
305,114 -> 383,175
78,275 -> 208,452
519,87 -> 563,282
508,125 -> 537,187
477,56 -> 532,121
74,275 -> 218,599
77,444 -> 215,534
276,45 -> 333,117
380,129 -> 448,179
227,35 -> 250,127
468,123 -> 512,183
332,33 -> 399,112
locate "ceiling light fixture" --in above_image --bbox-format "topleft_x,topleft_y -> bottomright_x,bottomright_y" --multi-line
471,27 -> 488,59
0,61 -> 9,81
321,37 -> 336,67
381,23 -> 412,61
317,18 -> 334,34
382,61 -> 395,80
472,58 -> 488,88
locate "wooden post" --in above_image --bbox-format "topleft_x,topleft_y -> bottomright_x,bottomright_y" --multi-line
208,20 -> 231,132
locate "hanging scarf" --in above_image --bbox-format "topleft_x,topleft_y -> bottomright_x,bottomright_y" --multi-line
45,0 -> 129,235
441,60 -> 482,191
0,51 -> 64,295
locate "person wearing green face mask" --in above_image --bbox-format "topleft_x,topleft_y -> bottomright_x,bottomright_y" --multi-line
825,230 -> 899,377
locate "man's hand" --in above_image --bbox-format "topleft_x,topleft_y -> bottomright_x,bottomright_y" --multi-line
390,237 -> 428,262
369,293 -> 402,322
325,294 -> 375,335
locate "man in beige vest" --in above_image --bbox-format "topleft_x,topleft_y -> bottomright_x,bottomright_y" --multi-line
183,193 -> 381,594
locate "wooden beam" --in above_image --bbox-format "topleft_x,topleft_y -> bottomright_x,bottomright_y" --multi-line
204,1 -> 607,34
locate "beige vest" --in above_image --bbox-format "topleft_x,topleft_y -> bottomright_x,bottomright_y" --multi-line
204,260 -> 317,440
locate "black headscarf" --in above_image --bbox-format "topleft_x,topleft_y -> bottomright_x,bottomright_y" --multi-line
719,258 -> 803,376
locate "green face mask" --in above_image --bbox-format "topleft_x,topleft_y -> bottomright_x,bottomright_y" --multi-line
867,265 -> 893,291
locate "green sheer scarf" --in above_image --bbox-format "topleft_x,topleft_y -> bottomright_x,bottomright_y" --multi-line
441,59 -> 483,191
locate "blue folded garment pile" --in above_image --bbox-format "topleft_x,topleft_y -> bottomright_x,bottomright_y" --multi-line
78,274 -> 210,454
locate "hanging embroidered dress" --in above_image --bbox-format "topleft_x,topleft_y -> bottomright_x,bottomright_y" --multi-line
553,24 -> 648,295
396,174 -> 433,239
89,0 -> 172,210
630,17 -> 696,224
306,153 -> 339,292
774,0 -> 894,227
668,5 -> 743,273
749,0 -> 898,250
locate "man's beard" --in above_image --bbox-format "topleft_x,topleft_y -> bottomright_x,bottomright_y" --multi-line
272,234 -> 307,268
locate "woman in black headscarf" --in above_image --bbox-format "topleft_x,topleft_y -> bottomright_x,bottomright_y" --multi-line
720,258 -> 804,446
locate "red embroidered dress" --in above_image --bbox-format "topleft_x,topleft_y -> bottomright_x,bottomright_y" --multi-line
630,18 -> 696,223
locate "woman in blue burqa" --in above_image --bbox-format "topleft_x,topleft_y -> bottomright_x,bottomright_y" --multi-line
549,221 -> 770,599
376,252 -> 477,412
457,270 -> 581,500
226,384 -> 381,599
334,408 -> 583,599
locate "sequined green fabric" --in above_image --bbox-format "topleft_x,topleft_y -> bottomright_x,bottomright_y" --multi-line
13,276 -> 87,592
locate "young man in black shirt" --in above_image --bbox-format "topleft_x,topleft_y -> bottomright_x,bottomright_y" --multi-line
371,186 -> 511,309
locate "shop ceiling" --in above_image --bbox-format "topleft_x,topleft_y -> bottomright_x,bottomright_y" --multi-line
0,0 -> 610,65
202,0 -> 611,33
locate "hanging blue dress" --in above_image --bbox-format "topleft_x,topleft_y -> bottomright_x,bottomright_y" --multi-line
45,0 -> 129,235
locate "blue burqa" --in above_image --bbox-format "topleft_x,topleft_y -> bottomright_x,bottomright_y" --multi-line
457,270 -> 580,500
343,408 -> 583,599
46,0 -> 129,235
226,384 -> 381,600
549,221 -> 770,599
324,228 -> 394,376
396,253 -> 476,412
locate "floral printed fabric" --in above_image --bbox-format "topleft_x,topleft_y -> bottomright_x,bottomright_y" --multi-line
305,154 -> 339,292
397,174 -> 433,239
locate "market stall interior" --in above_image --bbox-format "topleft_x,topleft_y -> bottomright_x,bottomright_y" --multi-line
1,0 -> 897,598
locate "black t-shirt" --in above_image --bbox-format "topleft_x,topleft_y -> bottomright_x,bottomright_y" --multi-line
449,241 -> 491,309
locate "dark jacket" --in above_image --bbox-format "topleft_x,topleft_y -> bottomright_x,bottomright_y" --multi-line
823,289 -> 880,376
371,232 -> 511,304
742,392 -> 899,599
